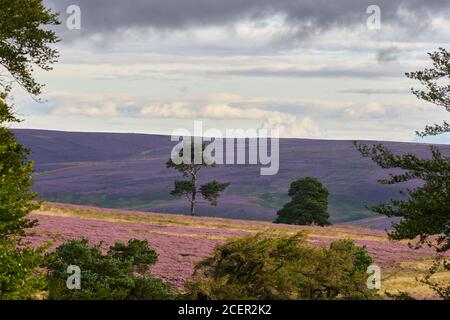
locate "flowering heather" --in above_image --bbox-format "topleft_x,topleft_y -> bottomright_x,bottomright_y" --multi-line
26,203 -> 447,295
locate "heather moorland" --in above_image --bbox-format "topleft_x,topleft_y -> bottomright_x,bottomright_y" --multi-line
27,202 -> 450,299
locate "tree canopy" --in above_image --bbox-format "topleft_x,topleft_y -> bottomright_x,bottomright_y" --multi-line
0,0 -> 59,96
167,143 -> 229,216
355,48 -> 450,299
0,0 -> 60,300
274,177 -> 330,226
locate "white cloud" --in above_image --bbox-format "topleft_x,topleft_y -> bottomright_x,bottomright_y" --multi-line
141,103 -> 196,118
53,103 -> 118,117
34,92 -> 325,138
343,102 -> 387,118
141,102 -> 322,138
17,88 -> 448,142
50,93 -> 120,116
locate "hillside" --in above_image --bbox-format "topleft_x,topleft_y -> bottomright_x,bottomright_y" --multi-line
28,202 -> 449,298
14,129 -> 450,225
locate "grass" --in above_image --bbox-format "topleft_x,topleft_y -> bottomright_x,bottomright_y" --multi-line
131,229 -> 231,241
38,193 -> 174,211
37,202 -> 391,242
382,271 -> 450,298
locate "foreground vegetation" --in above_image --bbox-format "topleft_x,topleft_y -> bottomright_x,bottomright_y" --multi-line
29,203 -> 450,299
22,229 -> 377,300
47,239 -> 176,300
186,233 -> 376,300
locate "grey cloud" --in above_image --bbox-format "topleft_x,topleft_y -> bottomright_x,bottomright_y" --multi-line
337,88 -> 409,95
210,66 -> 401,79
376,48 -> 402,63
45,0 -> 450,38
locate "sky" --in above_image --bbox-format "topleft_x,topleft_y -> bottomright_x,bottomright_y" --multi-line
11,0 -> 450,143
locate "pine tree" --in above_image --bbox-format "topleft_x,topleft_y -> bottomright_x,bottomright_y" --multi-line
167,143 -> 229,216
274,177 -> 330,226
355,48 -> 450,299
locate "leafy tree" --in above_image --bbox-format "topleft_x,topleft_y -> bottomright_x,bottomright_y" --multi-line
355,48 -> 450,299
0,90 -> 39,239
0,238 -> 48,299
0,89 -> 47,300
0,93 -> 46,299
0,0 -> 60,96
46,239 -> 177,300
185,233 -> 376,300
274,177 -> 330,226
0,0 -> 59,300
167,143 -> 229,216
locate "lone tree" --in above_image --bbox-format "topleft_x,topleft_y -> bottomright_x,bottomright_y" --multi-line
167,143 -> 229,216
355,48 -> 450,299
274,177 -> 330,226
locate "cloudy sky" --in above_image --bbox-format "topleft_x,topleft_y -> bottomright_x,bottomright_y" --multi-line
12,0 -> 450,143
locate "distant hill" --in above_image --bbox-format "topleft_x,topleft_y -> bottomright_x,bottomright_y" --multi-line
13,129 -> 450,226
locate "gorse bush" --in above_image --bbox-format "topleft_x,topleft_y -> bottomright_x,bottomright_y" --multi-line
186,233 -> 376,300
46,239 -> 176,300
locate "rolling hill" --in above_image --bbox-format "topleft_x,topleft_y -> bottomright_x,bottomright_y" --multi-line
14,129 -> 450,226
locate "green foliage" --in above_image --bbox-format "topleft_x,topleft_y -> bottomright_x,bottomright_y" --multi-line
46,239 -> 176,300
0,89 -> 44,300
171,180 -> 196,197
0,0 -> 60,96
0,92 -> 39,239
200,180 -> 230,206
186,233 -> 376,300
0,239 -> 47,299
109,238 -> 158,275
407,48 -> 450,137
127,277 -> 177,300
355,143 -> 450,252
2,146 -> 43,294
355,48 -> 450,299
274,177 -> 330,226
167,143 -> 229,216
0,0 -> 60,300
0,0 -> 58,239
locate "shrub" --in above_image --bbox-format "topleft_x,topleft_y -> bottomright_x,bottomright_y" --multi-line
46,239 -> 176,300
186,233 -> 376,300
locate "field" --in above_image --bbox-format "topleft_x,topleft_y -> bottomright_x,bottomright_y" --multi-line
27,202 -> 449,299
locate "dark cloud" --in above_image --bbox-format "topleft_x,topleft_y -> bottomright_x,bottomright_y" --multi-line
45,0 -> 450,38
376,47 -> 402,63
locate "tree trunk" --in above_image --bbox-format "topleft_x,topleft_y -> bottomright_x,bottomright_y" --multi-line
191,190 -> 196,216
191,174 -> 197,216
